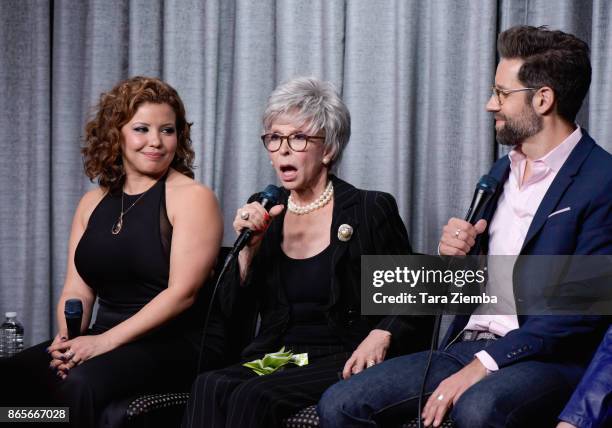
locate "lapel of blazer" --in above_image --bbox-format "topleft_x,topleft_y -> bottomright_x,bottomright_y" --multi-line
520,133 -> 595,253
484,157 -> 511,221
328,175 -> 360,307
267,190 -> 288,305
471,158 -> 510,255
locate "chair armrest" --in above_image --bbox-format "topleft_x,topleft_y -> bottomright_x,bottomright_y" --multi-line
281,404 -> 455,428
126,392 -> 191,419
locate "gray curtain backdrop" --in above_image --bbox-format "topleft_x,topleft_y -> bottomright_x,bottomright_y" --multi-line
1,0 -> 611,344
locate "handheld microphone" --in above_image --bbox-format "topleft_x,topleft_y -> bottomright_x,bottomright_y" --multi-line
64,299 -> 83,340
464,175 -> 499,224
227,184 -> 281,261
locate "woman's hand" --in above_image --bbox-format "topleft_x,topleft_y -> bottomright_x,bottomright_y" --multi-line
48,333 -> 69,375
234,202 -> 284,281
342,329 -> 391,379
233,202 -> 285,249
47,333 -> 115,379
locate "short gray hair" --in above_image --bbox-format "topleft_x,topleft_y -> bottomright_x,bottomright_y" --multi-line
263,77 -> 351,165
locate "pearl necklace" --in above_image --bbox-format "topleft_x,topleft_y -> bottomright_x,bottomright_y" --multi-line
287,180 -> 333,215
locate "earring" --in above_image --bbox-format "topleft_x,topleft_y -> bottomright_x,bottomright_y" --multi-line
322,157 -> 329,165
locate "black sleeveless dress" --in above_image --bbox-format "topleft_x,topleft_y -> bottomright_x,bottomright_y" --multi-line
75,174 -> 202,345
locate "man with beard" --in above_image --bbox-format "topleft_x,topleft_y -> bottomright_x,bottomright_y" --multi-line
318,26 -> 612,428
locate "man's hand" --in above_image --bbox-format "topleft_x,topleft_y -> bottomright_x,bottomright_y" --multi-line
422,358 -> 488,427
439,218 -> 487,256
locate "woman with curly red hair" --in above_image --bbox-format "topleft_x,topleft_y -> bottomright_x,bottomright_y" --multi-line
0,76 -> 222,426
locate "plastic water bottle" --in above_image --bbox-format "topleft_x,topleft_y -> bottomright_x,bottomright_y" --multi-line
0,312 -> 25,358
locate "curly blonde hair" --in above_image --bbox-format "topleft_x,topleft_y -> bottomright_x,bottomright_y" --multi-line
82,76 -> 194,190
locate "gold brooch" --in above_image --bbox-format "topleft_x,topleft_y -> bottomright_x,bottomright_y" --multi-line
337,224 -> 353,242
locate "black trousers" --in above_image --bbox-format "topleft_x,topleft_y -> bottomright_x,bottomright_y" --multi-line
182,350 -> 351,428
0,333 -> 199,428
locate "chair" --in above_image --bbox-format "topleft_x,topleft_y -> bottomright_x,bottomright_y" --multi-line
282,405 -> 454,428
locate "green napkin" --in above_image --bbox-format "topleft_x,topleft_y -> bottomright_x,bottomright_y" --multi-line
243,347 -> 308,376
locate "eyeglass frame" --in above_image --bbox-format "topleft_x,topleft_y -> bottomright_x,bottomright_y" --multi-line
491,86 -> 538,105
260,132 -> 326,152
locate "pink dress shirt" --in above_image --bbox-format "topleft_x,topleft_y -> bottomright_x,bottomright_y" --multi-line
467,127 -> 583,371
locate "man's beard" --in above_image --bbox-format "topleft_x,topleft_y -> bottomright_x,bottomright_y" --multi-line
495,106 -> 543,146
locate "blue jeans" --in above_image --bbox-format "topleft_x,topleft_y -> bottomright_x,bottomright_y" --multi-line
318,340 -> 582,428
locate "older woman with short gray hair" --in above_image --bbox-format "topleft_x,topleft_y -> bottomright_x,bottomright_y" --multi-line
262,76 -> 350,167
182,77 -> 432,428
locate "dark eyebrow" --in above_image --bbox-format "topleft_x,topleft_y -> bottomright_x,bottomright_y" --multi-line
132,122 -> 175,128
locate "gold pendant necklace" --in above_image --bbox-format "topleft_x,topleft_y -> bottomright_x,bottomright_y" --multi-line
111,216 -> 124,235
111,187 -> 151,235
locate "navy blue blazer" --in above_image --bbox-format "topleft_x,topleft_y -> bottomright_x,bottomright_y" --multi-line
442,130 -> 612,369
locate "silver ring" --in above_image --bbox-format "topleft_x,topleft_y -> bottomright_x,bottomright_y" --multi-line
366,359 -> 375,368
437,394 -> 444,401
454,229 -> 461,239
240,211 -> 249,220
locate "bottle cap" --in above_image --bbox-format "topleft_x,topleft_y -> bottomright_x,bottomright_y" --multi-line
5,312 -> 17,318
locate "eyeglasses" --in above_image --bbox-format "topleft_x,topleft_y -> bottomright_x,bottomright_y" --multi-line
491,86 -> 537,105
261,132 -> 325,152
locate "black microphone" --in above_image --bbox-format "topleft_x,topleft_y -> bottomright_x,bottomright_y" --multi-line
64,299 -> 83,340
464,175 -> 499,224
227,184 -> 282,261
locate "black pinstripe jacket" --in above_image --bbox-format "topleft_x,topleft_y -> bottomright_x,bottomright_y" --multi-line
219,175 -> 433,358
